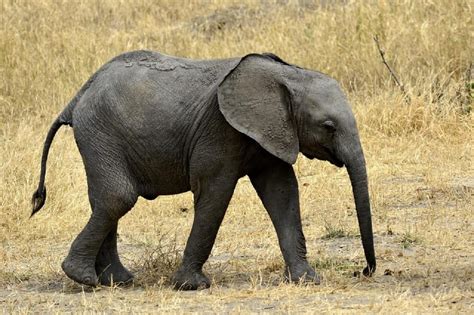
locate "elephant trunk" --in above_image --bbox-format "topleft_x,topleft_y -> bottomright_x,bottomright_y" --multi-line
340,138 -> 376,276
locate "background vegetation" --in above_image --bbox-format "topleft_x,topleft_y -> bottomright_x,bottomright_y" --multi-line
1,0 -> 472,312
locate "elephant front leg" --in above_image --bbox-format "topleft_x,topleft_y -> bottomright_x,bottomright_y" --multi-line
249,160 -> 320,284
172,177 -> 237,290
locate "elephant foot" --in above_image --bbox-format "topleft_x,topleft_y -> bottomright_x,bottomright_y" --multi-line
96,262 -> 134,286
172,267 -> 211,290
285,262 -> 320,285
62,255 -> 98,287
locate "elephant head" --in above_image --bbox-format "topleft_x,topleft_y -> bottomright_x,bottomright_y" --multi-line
218,54 -> 376,276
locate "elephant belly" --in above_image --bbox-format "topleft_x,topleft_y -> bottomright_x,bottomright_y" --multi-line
126,141 -> 191,199
139,177 -> 190,200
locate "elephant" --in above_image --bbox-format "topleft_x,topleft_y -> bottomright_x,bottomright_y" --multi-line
31,50 -> 376,290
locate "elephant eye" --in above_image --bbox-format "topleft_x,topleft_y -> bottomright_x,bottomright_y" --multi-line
322,120 -> 336,133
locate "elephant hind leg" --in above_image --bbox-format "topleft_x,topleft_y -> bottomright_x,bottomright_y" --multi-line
95,224 -> 134,286
61,209 -> 115,286
62,160 -> 138,286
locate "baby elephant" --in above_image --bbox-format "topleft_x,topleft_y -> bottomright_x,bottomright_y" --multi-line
32,51 -> 375,289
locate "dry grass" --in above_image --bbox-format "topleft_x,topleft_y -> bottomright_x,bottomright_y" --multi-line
1,0 -> 473,313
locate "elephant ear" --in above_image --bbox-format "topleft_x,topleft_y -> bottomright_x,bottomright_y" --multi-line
217,54 -> 299,164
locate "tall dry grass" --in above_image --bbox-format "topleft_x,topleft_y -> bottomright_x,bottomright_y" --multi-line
1,0 -> 473,313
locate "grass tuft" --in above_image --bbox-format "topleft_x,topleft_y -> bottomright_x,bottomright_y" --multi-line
399,232 -> 421,249
321,222 -> 354,240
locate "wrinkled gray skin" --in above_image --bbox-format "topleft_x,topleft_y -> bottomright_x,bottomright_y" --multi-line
32,51 -> 375,290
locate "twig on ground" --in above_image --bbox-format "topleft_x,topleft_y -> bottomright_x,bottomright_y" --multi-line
373,35 -> 410,103
462,62 -> 473,113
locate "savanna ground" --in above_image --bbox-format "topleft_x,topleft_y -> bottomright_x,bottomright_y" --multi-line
1,0 -> 473,313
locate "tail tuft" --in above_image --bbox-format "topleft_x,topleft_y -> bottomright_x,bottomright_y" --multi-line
31,187 -> 47,217
31,117 -> 65,218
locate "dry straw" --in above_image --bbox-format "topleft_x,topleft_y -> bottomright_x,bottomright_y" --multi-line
1,0 -> 472,312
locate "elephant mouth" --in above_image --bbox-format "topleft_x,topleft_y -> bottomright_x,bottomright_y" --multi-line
326,152 -> 344,168
302,148 -> 344,168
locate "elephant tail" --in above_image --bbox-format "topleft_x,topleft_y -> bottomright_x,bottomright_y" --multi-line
30,62 -> 98,217
31,111 -> 72,217
31,59 -> 109,217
